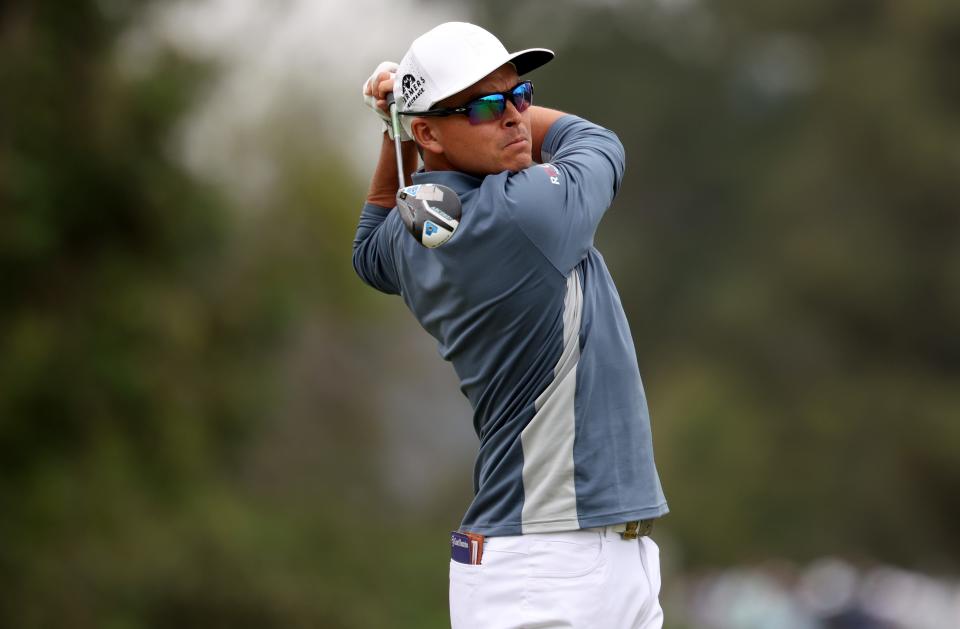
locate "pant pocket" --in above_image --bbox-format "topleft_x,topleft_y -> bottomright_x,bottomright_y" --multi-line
639,536 -> 662,596
528,534 -> 605,578
449,559 -> 478,629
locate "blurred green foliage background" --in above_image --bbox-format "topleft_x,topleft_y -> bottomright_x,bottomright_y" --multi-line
2,0 -> 958,627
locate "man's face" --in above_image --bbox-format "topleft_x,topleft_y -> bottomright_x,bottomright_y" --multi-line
417,64 -> 532,176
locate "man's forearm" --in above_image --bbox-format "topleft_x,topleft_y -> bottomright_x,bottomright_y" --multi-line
366,133 -> 419,207
529,106 -> 567,163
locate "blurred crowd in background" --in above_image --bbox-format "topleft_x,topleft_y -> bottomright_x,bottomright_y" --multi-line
674,557 -> 960,628
3,0 -> 958,627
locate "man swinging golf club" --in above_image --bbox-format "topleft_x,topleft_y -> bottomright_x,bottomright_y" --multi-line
355,22 -> 669,628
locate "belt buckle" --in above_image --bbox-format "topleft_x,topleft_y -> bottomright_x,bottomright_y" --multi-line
619,519 -> 653,540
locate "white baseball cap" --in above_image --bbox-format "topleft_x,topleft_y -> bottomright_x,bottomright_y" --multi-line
395,22 -> 554,134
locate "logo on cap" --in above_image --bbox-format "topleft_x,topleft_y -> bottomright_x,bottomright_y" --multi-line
401,73 -> 426,107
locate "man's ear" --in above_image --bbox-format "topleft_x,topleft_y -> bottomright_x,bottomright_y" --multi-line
411,118 -> 443,156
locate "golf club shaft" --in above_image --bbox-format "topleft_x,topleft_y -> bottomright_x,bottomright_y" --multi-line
386,93 -> 406,189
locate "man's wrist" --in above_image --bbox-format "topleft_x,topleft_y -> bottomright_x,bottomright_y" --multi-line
366,194 -> 396,208
529,106 -> 567,163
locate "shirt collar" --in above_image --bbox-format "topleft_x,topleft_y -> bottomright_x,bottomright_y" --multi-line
411,169 -> 484,196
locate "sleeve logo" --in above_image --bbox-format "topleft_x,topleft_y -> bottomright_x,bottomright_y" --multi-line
539,163 -> 561,185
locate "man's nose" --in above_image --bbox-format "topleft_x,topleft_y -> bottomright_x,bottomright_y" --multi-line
502,100 -> 522,127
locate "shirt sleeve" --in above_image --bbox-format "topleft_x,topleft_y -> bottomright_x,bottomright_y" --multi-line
504,115 -> 626,274
352,202 -> 401,295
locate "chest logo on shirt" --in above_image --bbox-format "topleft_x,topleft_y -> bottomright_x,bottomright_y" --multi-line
539,163 -> 561,185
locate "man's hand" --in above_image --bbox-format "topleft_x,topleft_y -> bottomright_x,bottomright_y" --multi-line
363,63 -> 419,207
362,61 -> 411,142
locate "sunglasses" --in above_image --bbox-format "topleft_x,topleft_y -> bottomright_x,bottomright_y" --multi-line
402,81 -> 534,125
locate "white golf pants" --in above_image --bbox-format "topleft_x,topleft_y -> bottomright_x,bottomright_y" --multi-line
449,526 -> 663,628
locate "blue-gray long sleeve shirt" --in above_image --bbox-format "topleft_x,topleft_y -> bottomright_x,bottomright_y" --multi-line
353,115 -> 667,535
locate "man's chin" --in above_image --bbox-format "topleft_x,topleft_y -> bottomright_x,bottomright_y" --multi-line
506,155 -> 534,173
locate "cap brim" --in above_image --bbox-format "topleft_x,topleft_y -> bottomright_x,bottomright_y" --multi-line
507,48 -> 554,76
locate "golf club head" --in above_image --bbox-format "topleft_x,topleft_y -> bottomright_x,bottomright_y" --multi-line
396,183 -> 462,248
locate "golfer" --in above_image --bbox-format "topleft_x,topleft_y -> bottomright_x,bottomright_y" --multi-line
355,22 -> 668,628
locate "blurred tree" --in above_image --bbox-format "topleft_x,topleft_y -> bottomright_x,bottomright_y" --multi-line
1,2 -> 327,627
0,1 -> 456,626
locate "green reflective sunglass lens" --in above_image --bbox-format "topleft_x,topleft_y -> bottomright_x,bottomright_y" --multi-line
467,97 -> 506,124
